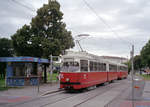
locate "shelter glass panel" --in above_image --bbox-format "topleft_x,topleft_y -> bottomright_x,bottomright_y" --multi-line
12,63 -> 34,77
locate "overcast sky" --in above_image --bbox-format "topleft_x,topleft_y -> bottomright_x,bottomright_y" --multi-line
1,0 -> 150,58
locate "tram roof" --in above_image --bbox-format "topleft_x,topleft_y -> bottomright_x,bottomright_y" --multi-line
63,51 -> 103,60
63,51 -> 127,67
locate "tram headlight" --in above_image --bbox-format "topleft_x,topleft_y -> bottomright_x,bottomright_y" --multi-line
66,78 -> 70,82
83,74 -> 87,79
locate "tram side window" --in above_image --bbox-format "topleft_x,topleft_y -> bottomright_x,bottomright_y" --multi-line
96,63 -> 99,71
98,63 -> 106,71
120,66 -> 123,71
124,67 -> 128,71
109,64 -> 117,71
114,65 -> 117,71
94,62 -> 97,71
120,66 -> 127,71
90,61 -> 94,71
97,62 -> 99,71
97,63 -> 100,71
109,65 -> 112,71
125,67 -> 128,71
103,63 -> 106,71
80,60 -> 88,72
99,63 -> 103,71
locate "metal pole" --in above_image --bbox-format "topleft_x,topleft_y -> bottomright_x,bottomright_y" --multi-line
76,40 -> 84,52
131,45 -> 134,107
50,54 -> 53,83
38,76 -> 39,93
37,60 -> 40,93
5,63 -> 8,88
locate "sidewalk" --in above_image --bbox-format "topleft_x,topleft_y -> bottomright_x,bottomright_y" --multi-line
106,78 -> 150,107
0,82 -> 60,104
119,81 -> 150,107
143,81 -> 150,99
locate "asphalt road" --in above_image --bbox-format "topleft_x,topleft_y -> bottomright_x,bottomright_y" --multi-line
2,79 -> 130,107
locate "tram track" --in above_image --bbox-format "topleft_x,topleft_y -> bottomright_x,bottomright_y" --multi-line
73,83 -> 123,107
41,80 -> 127,107
7,80 -> 128,107
9,88 -> 82,107
8,89 -> 65,107
73,80 -> 130,107
40,93 -> 77,107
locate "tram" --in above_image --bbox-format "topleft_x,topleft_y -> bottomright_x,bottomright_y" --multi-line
60,51 -> 128,90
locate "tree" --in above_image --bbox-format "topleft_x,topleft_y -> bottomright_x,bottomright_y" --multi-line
141,40 -> 150,68
11,25 -> 40,56
0,38 -> 13,57
124,61 -> 131,74
134,55 -> 143,74
12,0 -> 74,58
0,38 -> 13,78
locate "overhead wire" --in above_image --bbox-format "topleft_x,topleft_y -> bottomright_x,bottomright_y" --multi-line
11,0 -> 36,12
82,0 -> 132,46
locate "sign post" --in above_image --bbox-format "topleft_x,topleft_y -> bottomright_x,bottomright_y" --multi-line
131,45 -> 134,107
50,55 -> 53,83
37,58 -> 40,93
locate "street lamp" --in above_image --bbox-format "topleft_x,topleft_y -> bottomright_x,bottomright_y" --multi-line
77,34 -> 90,37
75,34 -> 90,52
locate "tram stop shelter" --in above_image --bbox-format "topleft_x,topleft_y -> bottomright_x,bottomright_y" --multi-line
0,57 -> 49,86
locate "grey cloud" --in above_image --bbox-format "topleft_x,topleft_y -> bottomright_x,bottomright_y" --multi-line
0,0 -> 150,57
0,0 -> 33,18
0,0 -> 35,37
77,35 -> 148,56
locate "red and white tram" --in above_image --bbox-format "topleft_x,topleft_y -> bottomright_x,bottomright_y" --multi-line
60,51 -> 128,90
117,64 -> 128,79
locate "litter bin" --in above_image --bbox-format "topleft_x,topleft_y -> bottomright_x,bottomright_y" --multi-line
131,76 -> 145,100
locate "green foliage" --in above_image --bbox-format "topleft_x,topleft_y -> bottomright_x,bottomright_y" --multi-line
0,38 -> 13,57
0,38 -> 13,79
47,73 -> 58,82
134,55 -> 143,70
124,61 -> 131,74
0,78 -> 8,91
141,74 -> 150,81
11,0 -> 74,58
141,40 -> 150,68
11,25 -> 41,57
0,63 -> 6,79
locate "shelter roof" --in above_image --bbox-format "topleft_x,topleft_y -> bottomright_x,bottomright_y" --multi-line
0,57 -> 49,63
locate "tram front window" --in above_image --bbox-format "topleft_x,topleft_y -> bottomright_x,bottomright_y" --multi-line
61,62 -> 79,72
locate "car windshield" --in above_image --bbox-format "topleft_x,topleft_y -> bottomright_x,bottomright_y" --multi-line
61,61 -> 79,72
